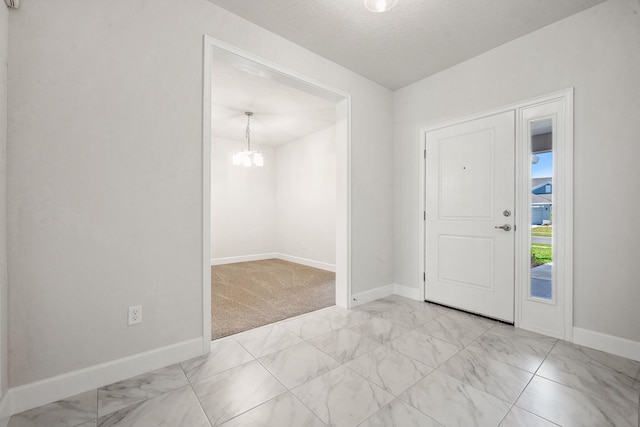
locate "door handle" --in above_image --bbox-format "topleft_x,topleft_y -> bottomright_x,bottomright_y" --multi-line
495,224 -> 512,231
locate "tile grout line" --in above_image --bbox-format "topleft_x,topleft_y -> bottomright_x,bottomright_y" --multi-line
528,369 -> 640,416
218,308 -> 637,427
145,305 -> 528,426
254,333 -> 335,427
463,324 -> 555,375
535,339 -> 640,417
189,342 -> 294,427
431,322 -> 557,426
361,303 -> 462,425
199,323 -> 334,426
291,302 -> 423,425
191,306 -> 365,427
94,367 -> 190,425
235,325 -> 303,360
188,381 -> 214,427
95,386 -> 99,425
287,381 -> 330,427
180,354 -> 214,427
496,338 -> 560,426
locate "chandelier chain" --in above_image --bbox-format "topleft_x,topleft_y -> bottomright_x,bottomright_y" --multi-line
233,111 -> 262,167
245,112 -> 252,151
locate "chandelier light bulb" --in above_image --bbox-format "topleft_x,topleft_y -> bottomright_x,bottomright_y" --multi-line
253,152 -> 264,167
243,153 -> 252,167
232,151 -> 243,166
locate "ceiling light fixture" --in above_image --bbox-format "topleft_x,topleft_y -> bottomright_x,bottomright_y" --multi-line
364,0 -> 398,13
233,112 -> 264,168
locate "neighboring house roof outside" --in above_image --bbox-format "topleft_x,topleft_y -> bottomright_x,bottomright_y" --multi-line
532,177 -> 552,193
532,193 -> 552,204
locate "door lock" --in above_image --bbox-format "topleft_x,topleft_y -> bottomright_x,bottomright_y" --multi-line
495,224 -> 512,231
503,209 -> 511,217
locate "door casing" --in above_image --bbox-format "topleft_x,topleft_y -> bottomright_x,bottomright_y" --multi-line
419,89 -> 574,340
202,36 -> 353,352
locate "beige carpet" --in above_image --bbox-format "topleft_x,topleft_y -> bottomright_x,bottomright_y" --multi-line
211,258 -> 335,340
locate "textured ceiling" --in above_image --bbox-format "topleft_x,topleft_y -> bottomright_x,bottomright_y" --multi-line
211,60 -> 336,146
208,0 -> 606,90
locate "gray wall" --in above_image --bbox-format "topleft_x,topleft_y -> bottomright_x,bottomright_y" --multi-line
8,0 -> 393,386
393,0 -> 640,342
0,3 -> 9,401
211,138 -> 277,259
276,127 -> 337,265
211,127 -> 337,266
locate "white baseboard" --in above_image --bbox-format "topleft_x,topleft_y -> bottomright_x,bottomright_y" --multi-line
393,283 -> 421,301
519,322 -> 563,340
275,254 -> 335,272
211,253 -> 336,273
350,283 -> 423,308
0,391 -> 10,427
8,337 -> 205,416
573,327 -> 640,362
351,284 -> 395,307
211,253 -> 277,266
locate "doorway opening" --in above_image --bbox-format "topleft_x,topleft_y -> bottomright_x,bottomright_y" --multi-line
202,37 -> 352,344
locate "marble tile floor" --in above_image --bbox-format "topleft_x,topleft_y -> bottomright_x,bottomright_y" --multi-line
8,295 -> 640,427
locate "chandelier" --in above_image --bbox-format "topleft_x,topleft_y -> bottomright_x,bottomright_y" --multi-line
232,112 -> 264,167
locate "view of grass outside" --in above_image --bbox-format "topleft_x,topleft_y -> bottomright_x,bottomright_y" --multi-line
531,145 -> 553,297
531,225 -> 552,237
531,226 -> 552,267
531,243 -> 552,266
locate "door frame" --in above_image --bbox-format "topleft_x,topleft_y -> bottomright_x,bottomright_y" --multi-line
202,36 -> 353,352
419,89 -> 574,340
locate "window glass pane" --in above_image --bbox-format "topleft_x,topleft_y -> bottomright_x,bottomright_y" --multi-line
530,118 -> 553,300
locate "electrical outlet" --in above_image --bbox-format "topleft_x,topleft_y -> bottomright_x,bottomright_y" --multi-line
128,305 -> 142,326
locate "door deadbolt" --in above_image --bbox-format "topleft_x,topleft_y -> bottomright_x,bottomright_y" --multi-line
495,224 -> 512,231
503,210 -> 511,217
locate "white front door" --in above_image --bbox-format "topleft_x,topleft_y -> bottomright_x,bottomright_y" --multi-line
425,111 -> 515,322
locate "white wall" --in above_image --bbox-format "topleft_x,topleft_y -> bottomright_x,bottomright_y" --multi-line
393,0 -> 640,342
8,0 -> 393,387
276,127 -> 336,264
0,3 -> 8,402
212,127 -> 336,267
211,137 -> 276,259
